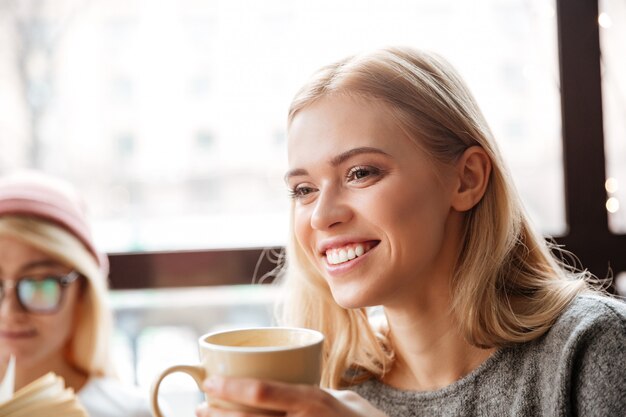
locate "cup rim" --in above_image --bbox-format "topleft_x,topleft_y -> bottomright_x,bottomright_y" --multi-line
198,326 -> 324,352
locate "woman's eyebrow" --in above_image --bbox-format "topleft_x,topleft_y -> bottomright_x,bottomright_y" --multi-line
20,259 -> 64,272
329,146 -> 390,166
284,147 -> 390,182
284,168 -> 308,183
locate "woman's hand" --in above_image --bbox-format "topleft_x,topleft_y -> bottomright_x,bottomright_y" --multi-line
195,376 -> 388,417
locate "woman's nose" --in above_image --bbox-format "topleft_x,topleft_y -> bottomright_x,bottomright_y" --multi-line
0,284 -> 24,316
310,188 -> 353,230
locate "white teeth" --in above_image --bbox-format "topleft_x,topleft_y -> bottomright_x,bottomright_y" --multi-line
325,243 -> 369,265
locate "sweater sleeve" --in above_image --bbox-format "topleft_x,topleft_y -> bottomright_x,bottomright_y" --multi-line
571,298 -> 626,417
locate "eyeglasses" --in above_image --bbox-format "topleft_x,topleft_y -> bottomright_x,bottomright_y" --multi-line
0,271 -> 81,314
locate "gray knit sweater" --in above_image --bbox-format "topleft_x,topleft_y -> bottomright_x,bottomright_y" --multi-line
350,295 -> 626,416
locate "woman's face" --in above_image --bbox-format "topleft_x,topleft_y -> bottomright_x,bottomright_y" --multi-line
286,95 -> 463,309
0,235 -> 81,368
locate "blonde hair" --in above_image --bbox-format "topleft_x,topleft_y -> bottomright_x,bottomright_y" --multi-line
0,216 -> 113,377
279,47 -> 589,388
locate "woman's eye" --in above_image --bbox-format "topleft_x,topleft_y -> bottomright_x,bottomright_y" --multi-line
347,166 -> 380,182
289,185 -> 316,199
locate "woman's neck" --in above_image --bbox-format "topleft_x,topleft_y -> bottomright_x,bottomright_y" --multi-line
14,353 -> 88,393
382,293 -> 495,391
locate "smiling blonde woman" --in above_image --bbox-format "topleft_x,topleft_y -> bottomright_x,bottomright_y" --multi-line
195,48 -> 626,417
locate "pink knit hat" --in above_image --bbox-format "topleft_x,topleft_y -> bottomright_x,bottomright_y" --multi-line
0,171 -> 107,270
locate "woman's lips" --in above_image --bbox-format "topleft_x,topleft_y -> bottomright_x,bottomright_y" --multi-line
0,329 -> 37,338
322,241 -> 380,274
324,240 -> 379,265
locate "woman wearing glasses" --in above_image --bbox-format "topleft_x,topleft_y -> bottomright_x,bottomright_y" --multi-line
0,172 -> 152,417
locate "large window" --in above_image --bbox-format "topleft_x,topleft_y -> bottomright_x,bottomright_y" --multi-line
0,0 -> 566,253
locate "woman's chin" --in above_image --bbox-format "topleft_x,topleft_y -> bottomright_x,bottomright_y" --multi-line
330,288 -> 375,310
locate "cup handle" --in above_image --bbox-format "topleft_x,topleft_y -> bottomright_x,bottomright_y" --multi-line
150,364 -> 206,417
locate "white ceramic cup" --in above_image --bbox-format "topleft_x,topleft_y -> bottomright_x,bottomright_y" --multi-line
150,327 -> 324,417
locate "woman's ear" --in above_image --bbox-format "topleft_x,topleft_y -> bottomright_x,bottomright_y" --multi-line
451,146 -> 492,212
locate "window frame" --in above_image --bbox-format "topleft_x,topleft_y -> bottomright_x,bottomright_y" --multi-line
553,0 -> 624,282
